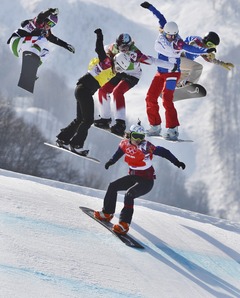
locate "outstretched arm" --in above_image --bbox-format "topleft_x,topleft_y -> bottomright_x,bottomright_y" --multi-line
209,57 -> 234,70
182,42 -> 216,55
94,28 -> 108,61
104,147 -> 125,170
153,146 -> 186,169
47,34 -> 75,53
140,55 -> 176,71
140,2 -> 167,28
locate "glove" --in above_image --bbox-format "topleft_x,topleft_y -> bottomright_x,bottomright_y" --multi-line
221,62 -> 234,71
176,161 -> 186,170
141,2 -> 151,9
206,48 -> 216,53
105,159 -> 115,170
171,63 -> 178,72
66,44 -> 75,53
94,28 -> 103,36
206,52 -> 215,61
49,8 -> 59,15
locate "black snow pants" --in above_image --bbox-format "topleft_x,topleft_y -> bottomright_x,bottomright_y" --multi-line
103,175 -> 154,224
57,74 -> 99,148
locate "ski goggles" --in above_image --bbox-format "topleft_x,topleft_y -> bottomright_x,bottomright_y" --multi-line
46,19 -> 56,28
206,41 -> 216,48
164,32 -> 177,40
131,132 -> 145,141
118,44 -> 130,52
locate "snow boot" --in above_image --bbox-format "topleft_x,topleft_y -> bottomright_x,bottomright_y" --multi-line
94,210 -> 114,222
94,117 -> 112,129
113,221 -> 129,234
111,119 -> 126,137
163,127 -> 179,140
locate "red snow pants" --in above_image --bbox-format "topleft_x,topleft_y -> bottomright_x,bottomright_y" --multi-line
145,72 -> 181,128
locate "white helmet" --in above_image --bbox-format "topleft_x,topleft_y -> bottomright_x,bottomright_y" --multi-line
163,21 -> 179,36
129,123 -> 145,141
130,124 -> 145,134
113,52 -> 130,73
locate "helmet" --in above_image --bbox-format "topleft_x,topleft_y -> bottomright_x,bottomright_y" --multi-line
116,33 -> 132,46
116,33 -> 132,51
163,21 -> 179,36
130,124 -> 145,133
113,52 -> 130,73
202,31 -> 220,46
45,14 -> 58,27
129,123 -> 145,141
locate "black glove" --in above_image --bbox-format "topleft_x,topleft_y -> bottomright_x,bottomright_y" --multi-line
105,159 -> 115,170
94,28 -> 103,36
171,63 -> 178,72
176,161 -> 186,170
66,44 -> 75,53
49,8 -> 59,15
206,48 -> 216,53
141,2 -> 151,9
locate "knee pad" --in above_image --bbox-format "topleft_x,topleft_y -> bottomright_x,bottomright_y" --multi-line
165,77 -> 178,90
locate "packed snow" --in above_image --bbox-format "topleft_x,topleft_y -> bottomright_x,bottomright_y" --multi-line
1,169 -> 240,297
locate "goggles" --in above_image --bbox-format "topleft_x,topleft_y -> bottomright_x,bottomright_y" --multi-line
164,32 -> 177,40
131,132 -> 145,141
118,44 -> 130,52
46,20 -> 56,28
206,41 -> 216,48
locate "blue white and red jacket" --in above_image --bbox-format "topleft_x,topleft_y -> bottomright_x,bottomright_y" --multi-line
147,5 -> 210,73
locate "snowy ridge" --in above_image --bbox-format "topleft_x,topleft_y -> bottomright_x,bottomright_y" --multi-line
1,169 -> 240,297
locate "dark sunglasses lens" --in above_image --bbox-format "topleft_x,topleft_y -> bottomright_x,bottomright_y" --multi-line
132,132 -> 145,140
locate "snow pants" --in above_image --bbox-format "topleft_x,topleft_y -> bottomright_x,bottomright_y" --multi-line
9,36 -> 49,63
145,72 -> 181,128
103,175 -> 154,224
97,74 -> 139,121
180,57 -> 203,83
57,79 -> 95,148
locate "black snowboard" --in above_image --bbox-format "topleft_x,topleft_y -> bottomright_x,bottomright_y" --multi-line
92,125 -> 124,139
80,207 -> 144,249
18,51 -> 40,93
44,142 -> 100,163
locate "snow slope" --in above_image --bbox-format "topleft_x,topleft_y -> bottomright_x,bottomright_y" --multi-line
1,169 -> 240,298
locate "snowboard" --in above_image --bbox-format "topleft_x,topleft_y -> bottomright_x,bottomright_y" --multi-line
18,51 -> 40,93
92,125 -> 124,139
80,207 -> 144,249
173,83 -> 207,101
148,135 -> 193,143
44,142 -> 100,163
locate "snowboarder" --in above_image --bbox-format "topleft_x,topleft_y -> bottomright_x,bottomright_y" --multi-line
140,2 -> 216,140
7,8 -> 75,64
94,33 -> 176,137
94,122 -> 186,235
56,29 -> 132,155
178,31 -> 234,87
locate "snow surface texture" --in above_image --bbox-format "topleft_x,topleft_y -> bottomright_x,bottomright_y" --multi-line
0,0 -> 239,221
1,169 -> 240,298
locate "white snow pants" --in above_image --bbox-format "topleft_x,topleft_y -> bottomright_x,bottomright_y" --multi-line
180,57 -> 203,83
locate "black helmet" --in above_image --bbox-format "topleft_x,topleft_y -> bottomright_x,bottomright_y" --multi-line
203,31 -> 220,46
